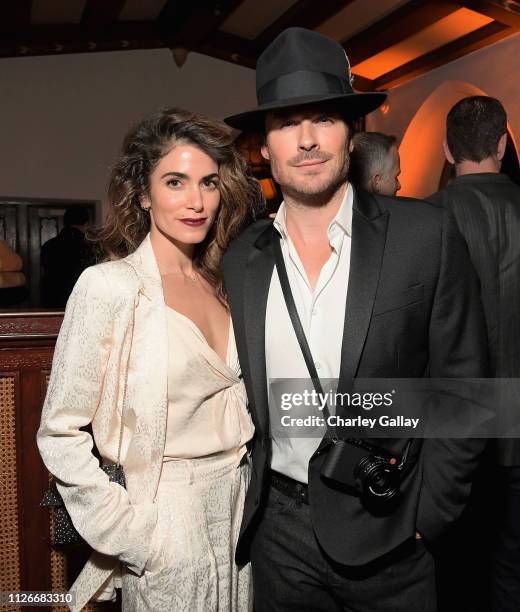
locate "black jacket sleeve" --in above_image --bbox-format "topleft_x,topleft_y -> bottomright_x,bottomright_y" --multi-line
416,211 -> 489,541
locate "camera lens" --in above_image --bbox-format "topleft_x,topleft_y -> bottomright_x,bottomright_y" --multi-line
355,456 -> 400,501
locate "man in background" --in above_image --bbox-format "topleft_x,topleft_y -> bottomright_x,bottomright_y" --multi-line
429,95 -> 520,612
348,131 -> 401,196
41,206 -> 94,308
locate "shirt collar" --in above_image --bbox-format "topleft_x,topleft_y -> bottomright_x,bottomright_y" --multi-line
330,182 -> 353,237
273,182 -> 353,241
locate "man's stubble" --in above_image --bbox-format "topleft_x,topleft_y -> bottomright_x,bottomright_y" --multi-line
268,144 -> 351,209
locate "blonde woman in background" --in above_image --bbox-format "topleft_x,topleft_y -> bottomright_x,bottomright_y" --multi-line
0,240 -> 26,306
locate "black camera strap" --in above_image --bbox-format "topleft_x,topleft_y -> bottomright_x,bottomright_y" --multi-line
273,234 -> 338,440
273,233 -> 412,475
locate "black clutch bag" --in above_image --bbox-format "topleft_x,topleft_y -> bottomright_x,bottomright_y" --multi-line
41,414 -> 127,546
41,464 -> 126,546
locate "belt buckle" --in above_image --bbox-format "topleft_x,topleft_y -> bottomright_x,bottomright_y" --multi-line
295,483 -> 308,504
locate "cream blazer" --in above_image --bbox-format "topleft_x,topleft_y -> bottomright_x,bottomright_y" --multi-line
38,235 -> 170,610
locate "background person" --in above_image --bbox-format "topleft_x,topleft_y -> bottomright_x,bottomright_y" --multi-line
348,131 -> 401,196
0,240 -> 26,306
429,95 -> 520,612
40,206 -> 94,308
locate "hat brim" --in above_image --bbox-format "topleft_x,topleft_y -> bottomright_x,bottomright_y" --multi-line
224,91 -> 387,131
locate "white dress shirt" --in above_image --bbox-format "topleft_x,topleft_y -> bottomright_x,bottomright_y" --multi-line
266,184 -> 353,483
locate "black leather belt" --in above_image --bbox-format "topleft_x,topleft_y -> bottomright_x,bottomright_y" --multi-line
269,470 -> 309,504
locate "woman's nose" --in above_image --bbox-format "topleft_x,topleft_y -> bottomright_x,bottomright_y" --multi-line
188,188 -> 204,212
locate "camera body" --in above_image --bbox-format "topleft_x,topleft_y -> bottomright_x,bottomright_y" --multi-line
320,438 -> 408,502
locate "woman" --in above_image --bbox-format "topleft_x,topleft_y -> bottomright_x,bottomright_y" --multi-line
37,108 -> 264,611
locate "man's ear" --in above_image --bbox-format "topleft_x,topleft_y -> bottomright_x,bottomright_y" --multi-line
371,174 -> 381,194
348,139 -> 354,154
497,132 -> 507,162
443,139 -> 455,165
261,142 -> 270,162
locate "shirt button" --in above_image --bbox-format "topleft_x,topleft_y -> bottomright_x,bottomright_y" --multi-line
315,362 -> 322,370
312,308 -> 317,316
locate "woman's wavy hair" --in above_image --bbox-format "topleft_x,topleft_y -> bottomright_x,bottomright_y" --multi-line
93,107 -> 265,304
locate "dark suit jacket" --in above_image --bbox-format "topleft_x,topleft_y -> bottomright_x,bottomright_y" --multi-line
428,173 -> 520,466
222,189 -> 489,567
41,227 -> 94,308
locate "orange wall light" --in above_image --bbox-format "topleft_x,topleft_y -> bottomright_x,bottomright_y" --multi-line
353,9 -> 494,81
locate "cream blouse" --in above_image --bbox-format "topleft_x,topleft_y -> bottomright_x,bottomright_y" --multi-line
163,307 -> 254,459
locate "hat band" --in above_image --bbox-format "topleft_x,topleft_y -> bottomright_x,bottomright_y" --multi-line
257,70 -> 352,106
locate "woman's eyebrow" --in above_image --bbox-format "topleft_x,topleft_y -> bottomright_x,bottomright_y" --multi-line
159,172 -> 219,180
160,171 -> 187,179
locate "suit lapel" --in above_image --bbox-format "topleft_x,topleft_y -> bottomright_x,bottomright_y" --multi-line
123,235 -> 169,497
230,193 -> 387,439
242,227 -> 276,439
337,190 -> 389,396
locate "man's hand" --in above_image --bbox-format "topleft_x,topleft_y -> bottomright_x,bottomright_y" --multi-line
415,531 -> 423,540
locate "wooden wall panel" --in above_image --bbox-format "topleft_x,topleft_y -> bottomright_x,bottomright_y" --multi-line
0,312 -> 119,610
0,372 -> 22,612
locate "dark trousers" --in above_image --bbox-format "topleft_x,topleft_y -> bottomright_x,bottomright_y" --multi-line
435,456 -> 495,612
492,466 -> 520,611
250,483 -> 436,611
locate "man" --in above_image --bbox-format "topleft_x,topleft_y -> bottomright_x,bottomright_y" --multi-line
41,206 -> 93,307
428,96 -> 520,612
223,28 -> 488,611
348,131 -> 401,196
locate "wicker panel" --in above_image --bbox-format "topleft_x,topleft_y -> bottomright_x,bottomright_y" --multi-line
0,375 -> 21,612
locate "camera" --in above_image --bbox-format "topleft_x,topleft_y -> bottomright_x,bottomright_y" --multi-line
320,438 -> 411,502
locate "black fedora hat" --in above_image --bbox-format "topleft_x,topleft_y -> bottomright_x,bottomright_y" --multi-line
225,27 -> 386,131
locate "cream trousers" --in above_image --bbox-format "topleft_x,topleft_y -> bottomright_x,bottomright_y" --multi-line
121,448 -> 252,612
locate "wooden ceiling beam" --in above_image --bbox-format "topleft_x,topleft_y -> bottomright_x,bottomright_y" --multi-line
372,20 -> 512,90
81,0 -> 126,29
0,21 -> 168,58
0,38 -> 167,59
343,0 -> 461,66
455,0 -> 520,29
0,0 -> 33,35
350,74 -> 377,92
253,0 -> 354,55
197,31 -> 257,69
158,0 -> 246,49
2,22 -> 160,44
0,18 -> 257,65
